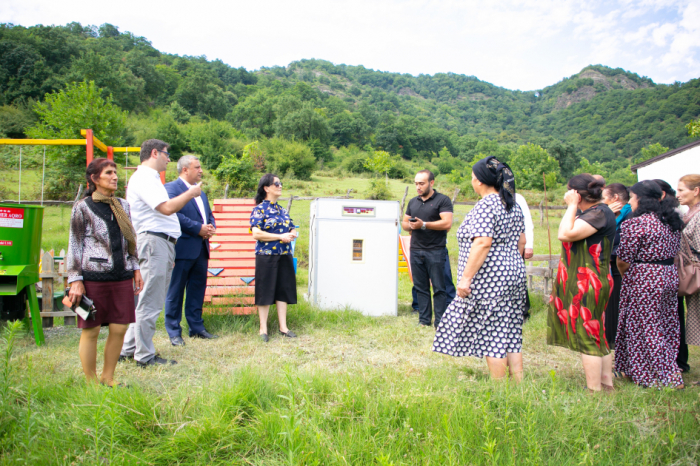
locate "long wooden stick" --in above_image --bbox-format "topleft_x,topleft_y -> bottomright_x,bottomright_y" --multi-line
542,173 -> 553,259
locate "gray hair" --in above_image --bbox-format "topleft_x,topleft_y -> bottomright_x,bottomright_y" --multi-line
177,155 -> 199,174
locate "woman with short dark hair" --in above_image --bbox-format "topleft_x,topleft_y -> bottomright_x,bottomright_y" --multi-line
614,180 -> 684,389
250,174 -> 298,342
548,174 -> 616,392
67,158 -> 143,387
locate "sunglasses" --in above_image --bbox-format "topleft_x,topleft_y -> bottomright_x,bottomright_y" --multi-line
273,181 -> 283,187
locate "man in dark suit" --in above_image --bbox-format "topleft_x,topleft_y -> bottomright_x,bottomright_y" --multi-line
164,155 -> 219,345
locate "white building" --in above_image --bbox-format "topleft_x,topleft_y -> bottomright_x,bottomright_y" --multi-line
631,140 -> 700,191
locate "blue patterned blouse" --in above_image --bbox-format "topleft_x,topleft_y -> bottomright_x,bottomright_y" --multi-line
250,200 -> 295,255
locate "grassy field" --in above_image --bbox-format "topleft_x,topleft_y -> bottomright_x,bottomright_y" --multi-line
1,171 -> 699,464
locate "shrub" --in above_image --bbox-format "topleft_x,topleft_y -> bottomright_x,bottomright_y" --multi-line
365,179 -> 392,200
185,120 -> 240,170
214,152 -> 258,197
260,137 -> 316,181
342,152 -> 370,174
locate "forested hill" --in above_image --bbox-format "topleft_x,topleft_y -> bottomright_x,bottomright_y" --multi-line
1,22 -> 699,177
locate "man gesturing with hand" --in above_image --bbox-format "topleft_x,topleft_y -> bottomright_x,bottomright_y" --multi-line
120,139 -> 201,367
164,155 -> 219,346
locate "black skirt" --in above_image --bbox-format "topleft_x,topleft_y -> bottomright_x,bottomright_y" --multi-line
254,255 -> 297,306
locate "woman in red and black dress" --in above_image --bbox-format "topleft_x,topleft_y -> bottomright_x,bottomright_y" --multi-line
614,180 -> 684,389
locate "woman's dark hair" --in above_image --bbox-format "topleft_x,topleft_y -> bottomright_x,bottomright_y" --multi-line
567,173 -> 605,203
254,173 -> 279,205
603,183 -> 629,203
629,180 -> 683,231
84,158 -> 117,197
653,179 -> 680,211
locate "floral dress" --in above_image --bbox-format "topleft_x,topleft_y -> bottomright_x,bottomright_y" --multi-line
614,214 -> 682,388
683,205 -> 700,346
547,204 -> 616,356
433,194 -> 526,358
249,200 -> 295,255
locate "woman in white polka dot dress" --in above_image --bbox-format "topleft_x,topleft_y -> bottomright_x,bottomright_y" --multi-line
433,156 -> 527,381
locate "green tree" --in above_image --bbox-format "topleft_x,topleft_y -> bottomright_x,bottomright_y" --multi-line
686,119 -> 700,137
214,151 -> 257,197
634,142 -> 669,164
260,138 -> 316,180
363,150 -> 394,180
26,80 -> 127,199
185,120 -> 237,169
509,143 -> 560,190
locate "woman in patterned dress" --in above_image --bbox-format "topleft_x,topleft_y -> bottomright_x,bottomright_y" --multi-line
677,175 -> 700,355
614,180 -> 684,388
433,156 -> 527,381
250,173 -> 298,342
548,174 -> 615,392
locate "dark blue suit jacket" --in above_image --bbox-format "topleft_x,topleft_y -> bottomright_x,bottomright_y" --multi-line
165,178 -> 216,260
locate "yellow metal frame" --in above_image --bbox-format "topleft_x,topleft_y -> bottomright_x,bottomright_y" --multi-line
0,132 -> 139,153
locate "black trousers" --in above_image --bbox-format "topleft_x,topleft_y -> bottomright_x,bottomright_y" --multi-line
678,296 -> 690,372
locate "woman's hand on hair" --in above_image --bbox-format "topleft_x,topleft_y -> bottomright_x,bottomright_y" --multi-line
564,190 -> 581,206
68,281 -> 85,306
608,200 -> 624,214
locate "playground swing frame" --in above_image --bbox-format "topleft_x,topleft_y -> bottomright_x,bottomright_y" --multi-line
0,129 -> 163,203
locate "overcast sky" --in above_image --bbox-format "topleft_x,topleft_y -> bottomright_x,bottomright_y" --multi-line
2,0 -> 699,91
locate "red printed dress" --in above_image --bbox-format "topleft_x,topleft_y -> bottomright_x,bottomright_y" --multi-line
547,204 -> 616,356
614,213 -> 682,388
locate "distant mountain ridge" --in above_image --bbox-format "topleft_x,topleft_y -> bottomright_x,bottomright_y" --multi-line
1,22 -> 698,171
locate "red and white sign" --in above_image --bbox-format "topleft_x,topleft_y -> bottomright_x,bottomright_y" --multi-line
0,207 -> 24,229
0,241 -> 12,246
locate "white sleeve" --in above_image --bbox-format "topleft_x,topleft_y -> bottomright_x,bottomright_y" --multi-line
135,177 -> 170,211
516,194 -> 534,249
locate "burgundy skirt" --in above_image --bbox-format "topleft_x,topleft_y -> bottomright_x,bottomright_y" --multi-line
79,280 -> 136,329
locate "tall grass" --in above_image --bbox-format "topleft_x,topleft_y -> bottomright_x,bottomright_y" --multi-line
1,304 -> 699,465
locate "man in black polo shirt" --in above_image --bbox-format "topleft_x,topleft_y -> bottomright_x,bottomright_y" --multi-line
402,170 -> 453,327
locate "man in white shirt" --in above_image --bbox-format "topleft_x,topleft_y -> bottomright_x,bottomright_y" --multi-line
515,193 -> 534,320
120,139 -> 202,367
164,155 -> 218,346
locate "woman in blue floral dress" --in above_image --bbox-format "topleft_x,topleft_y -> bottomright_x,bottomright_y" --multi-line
250,173 -> 298,342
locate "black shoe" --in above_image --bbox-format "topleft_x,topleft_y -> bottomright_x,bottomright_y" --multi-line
190,330 -> 219,339
279,330 -> 297,338
260,333 -> 269,342
170,336 -> 186,346
118,354 -> 133,363
136,355 -> 177,367
411,308 -> 419,314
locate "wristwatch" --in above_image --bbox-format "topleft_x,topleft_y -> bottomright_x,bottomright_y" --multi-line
421,223 -> 427,230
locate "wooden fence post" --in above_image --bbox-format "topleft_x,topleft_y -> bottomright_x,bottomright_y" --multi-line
286,195 -> 293,214
40,251 -> 54,328
400,186 -> 409,215
58,250 -> 75,326
539,200 -> 544,227
451,187 -> 460,204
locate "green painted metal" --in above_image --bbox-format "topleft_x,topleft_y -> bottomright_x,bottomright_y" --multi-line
0,204 -> 45,345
